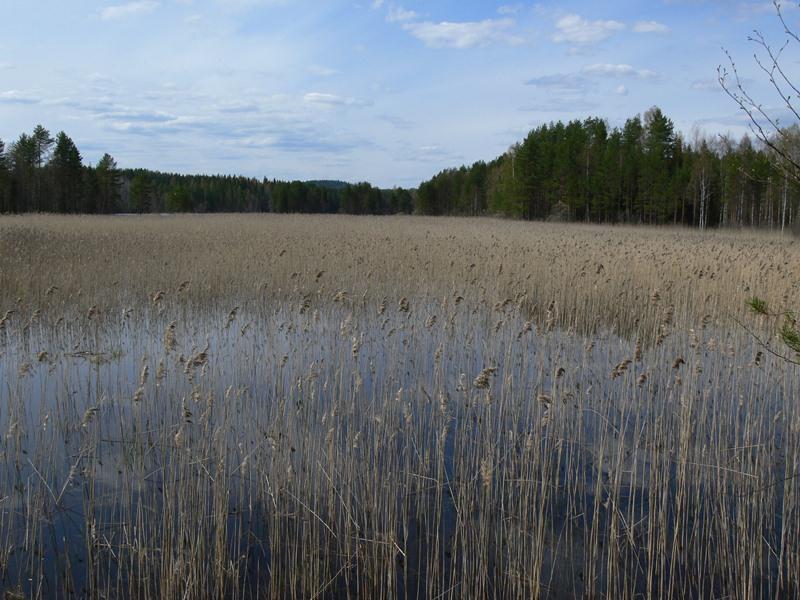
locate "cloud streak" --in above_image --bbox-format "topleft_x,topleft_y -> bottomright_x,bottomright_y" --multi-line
0,90 -> 40,105
99,1 -> 159,20
581,63 -> 658,79
303,93 -> 372,108
633,20 -> 669,33
552,14 -> 625,44
386,6 -> 417,23
525,73 -> 591,94
402,18 -> 521,49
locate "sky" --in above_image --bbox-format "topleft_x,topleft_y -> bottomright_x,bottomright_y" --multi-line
1,0 -> 799,187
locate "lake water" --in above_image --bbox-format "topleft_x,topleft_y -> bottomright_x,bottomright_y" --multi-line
1,300 -> 796,598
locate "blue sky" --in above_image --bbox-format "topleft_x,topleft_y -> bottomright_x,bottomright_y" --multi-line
1,0 -> 798,187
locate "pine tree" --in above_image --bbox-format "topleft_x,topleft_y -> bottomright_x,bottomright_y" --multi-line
30,125 -> 54,211
96,153 -> 121,213
641,107 -> 676,223
50,132 -> 84,213
584,117 -> 608,222
10,133 -> 36,212
602,128 -> 623,221
31,125 -> 54,168
621,116 -> 643,222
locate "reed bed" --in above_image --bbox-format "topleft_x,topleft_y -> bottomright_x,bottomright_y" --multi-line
0,214 -> 798,598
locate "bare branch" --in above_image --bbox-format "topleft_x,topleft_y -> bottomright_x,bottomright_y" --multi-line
749,33 -> 800,123
775,0 -> 800,45
718,2 -> 800,181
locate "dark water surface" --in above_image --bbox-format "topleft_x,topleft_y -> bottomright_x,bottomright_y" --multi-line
1,302 -> 797,598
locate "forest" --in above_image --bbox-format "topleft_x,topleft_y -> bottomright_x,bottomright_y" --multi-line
417,107 -> 800,230
1,107 -> 798,230
0,126 -> 411,216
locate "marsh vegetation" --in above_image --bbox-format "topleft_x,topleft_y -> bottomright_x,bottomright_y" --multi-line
0,214 -> 798,598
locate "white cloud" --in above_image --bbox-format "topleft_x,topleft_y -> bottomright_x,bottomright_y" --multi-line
215,101 -> 260,113
552,14 -> 625,44
581,63 -> 658,79
303,93 -> 371,108
615,85 -> 628,96
103,108 -> 177,122
386,6 -> 417,23
403,18 -> 521,49
0,89 -> 40,104
633,20 -> 669,33
99,1 -> 159,20
525,73 -> 591,94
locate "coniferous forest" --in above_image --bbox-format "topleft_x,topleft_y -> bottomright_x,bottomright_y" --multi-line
0,126 -> 411,217
1,106 -> 799,230
417,107 -> 800,230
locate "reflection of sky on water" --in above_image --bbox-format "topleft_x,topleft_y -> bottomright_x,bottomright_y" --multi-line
0,301 -> 795,597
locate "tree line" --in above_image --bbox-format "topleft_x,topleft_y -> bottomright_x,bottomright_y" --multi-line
0,125 -> 413,216
1,112 -> 798,230
0,126 -> 122,214
417,107 -> 800,231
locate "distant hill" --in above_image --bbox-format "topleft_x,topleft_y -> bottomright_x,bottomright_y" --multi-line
305,180 -> 350,191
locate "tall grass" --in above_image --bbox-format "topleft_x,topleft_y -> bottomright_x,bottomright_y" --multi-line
0,214 -> 798,598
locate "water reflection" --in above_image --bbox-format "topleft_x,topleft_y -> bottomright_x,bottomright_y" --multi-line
0,300 -> 796,598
